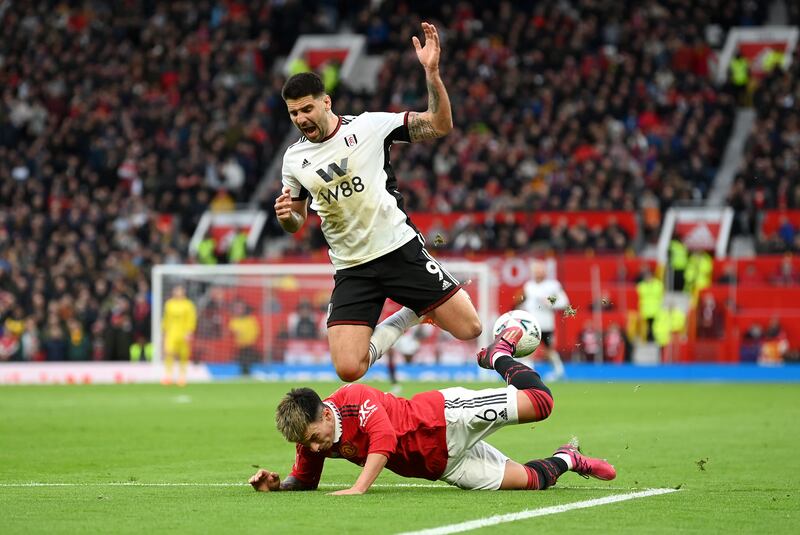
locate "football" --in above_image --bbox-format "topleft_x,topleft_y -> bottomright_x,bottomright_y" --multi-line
492,310 -> 542,357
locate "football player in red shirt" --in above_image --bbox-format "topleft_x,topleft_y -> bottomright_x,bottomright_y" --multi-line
249,326 -> 616,494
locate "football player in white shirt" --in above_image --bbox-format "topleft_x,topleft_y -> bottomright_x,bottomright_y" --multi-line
519,260 -> 568,381
274,23 -> 482,382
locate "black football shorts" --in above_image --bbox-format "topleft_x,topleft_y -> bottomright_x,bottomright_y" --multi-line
539,330 -> 555,348
327,237 -> 462,328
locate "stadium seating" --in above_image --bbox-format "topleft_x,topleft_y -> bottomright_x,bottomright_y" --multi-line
728,48 -> 800,251
0,1 -> 297,360
275,0 -> 741,254
0,0 -> 794,364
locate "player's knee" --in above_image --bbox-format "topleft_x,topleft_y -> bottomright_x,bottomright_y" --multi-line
523,388 -> 554,421
335,361 -> 367,383
453,318 -> 482,340
538,392 -> 554,420
468,319 -> 483,339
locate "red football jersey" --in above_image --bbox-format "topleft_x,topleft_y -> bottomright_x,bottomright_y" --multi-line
289,383 -> 447,488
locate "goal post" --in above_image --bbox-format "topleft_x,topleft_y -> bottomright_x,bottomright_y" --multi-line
151,262 -> 495,366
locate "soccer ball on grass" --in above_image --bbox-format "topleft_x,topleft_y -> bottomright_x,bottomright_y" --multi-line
492,310 -> 541,358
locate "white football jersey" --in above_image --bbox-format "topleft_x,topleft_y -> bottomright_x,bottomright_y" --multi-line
282,112 -> 419,269
520,278 -> 570,332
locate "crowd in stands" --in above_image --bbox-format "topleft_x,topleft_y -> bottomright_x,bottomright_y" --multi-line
0,1 -> 296,361
286,211 -> 635,255
440,214 -> 633,254
0,0 -> 789,362
261,0 -> 762,253
728,46 -> 800,253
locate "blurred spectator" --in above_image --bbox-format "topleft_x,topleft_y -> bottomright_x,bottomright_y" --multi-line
229,300 -> 261,375
603,217 -> 630,253
576,321 -> 601,362
636,267 -> 663,342
228,231 -> 249,264
696,293 -> 725,339
451,216 -> 484,252
132,291 -> 151,343
740,324 -> 763,363
668,238 -> 689,291
777,215 -> 796,248
43,316 -> 67,361
603,323 -> 628,364
716,264 -> 738,285
21,318 -> 42,361
653,301 -> 686,361
387,324 -> 434,394
759,318 -> 789,365
66,318 -> 91,361
728,49 -> 750,105
287,299 -> 321,340
106,298 -> 134,361
770,255 -> 799,286
198,288 -> 225,339
684,250 -> 713,296
196,236 -> 219,265
0,326 -> 20,361
210,190 -> 236,213
530,216 -> 553,247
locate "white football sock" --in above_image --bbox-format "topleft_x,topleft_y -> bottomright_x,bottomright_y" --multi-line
554,452 -> 574,470
549,350 -> 565,378
368,307 -> 421,366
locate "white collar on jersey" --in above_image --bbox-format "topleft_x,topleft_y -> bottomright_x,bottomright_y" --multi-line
323,400 -> 342,443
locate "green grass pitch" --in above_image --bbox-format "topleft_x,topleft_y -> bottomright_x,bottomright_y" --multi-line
1,381 -> 799,534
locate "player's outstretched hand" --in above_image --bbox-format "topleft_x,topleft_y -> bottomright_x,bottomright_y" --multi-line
274,187 -> 294,223
412,22 -> 440,72
249,469 -> 281,492
329,487 -> 365,496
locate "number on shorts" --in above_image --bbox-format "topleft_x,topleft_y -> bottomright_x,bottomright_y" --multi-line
474,409 -> 498,422
426,260 -> 443,281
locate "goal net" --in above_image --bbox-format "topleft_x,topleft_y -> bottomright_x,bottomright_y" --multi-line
151,262 -> 496,367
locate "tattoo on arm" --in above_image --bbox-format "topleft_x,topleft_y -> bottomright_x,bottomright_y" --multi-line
408,112 -> 439,142
427,81 -> 440,113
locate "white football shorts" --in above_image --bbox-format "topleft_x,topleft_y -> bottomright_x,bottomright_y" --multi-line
438,385 -> 520,490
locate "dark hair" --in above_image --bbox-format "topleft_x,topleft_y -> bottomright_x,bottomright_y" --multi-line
275,387 -> 324,442
281,72 -> 325,101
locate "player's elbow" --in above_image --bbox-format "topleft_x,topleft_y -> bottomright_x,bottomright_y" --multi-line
436,118 -> 453,136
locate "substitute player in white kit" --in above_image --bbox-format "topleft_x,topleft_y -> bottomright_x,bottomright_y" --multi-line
274,23 -> 482,382
519,260 -> 568,381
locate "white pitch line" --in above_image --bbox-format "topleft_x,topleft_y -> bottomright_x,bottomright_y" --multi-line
0,482 -> 245,487
0,482 -> 450,489
395,488 -> 680,535
0,481 -> 661,491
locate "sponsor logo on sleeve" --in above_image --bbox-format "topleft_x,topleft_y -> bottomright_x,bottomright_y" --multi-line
359,399 -> 377,427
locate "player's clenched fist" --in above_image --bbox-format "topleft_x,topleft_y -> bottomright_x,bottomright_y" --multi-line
274,187 -> 294,222
249,469 -> 281,492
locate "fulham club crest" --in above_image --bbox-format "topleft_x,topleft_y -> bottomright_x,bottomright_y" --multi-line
344,134 -> 358,147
